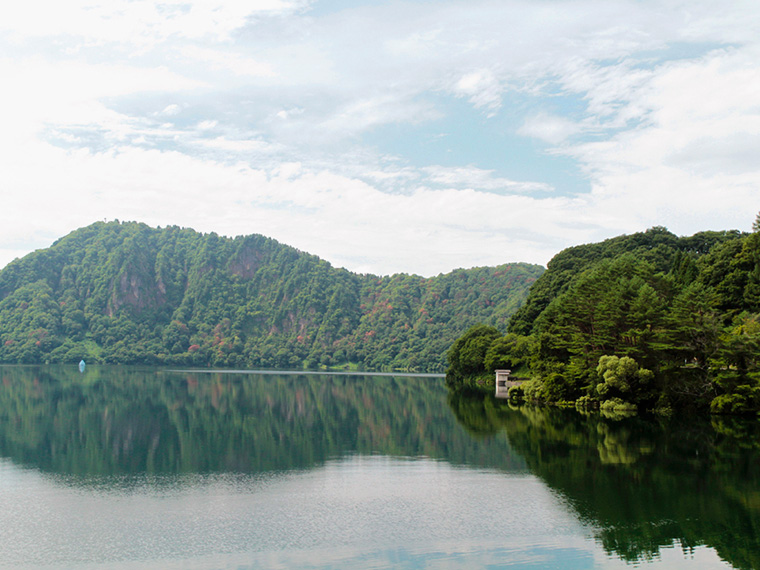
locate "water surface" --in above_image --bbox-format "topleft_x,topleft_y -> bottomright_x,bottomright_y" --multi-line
0,365 -> 755,569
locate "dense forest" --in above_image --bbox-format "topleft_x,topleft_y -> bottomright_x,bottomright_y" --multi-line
446,222 -> 760,414
0,221 -> 542,372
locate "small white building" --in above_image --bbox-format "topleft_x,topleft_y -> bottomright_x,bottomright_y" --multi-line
494,369 -> 525,398
494,369 -> 511,398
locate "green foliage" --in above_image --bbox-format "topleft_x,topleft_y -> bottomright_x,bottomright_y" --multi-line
541,369 -> 582,402
717,312 -> 760,374
664,282 -> 721,368
483,332 -> 534,373
507,384 -> 525,404
0,221 -> 542,373
445,324 -> 500,389
599,397 -> 638,415
710,384 -> 760,415
508,227 -> 683,336
595,355 -> 654,408
508,227 -> 740,336
446,225 -> 760,415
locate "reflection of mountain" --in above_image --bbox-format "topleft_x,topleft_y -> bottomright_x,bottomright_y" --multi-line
449,392 -> 760,570
0,365 -> 526,477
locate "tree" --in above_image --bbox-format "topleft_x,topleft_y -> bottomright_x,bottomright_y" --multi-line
484,333 -> 534,372
664,282 -> 722,371
445,324 -> 500,388
710,312 -> 760,415
595,355 -> 655,408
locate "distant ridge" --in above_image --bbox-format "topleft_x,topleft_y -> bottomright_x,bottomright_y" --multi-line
0,221 -> 543,371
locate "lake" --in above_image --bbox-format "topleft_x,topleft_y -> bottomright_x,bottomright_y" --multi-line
0,365 -> 757,569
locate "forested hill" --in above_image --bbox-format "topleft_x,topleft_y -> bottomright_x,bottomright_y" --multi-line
0,221 -> 543,371
446,225 -> 760,414
507,226 -> 745,335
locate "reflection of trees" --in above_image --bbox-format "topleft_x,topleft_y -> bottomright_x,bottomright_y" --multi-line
0,366 -> 526,477
448,392 -> 760,570
446,390 -> 504,437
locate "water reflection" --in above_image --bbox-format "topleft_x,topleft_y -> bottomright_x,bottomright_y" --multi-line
448,391 -> 760,570
0,366 -> 756,568
0,365 -> 525,476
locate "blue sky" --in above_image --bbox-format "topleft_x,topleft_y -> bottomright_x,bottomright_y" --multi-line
0,0 -> 758,276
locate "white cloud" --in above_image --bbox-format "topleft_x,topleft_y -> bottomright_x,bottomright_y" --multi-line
0,57 -> 203,143
179,45 -> 276,77
318,95 -> 440,135
276,107 -> 305,120
196,136 -> 279,154
1,0 -> 760,277
0,135 -> 589,275
423,166 -> 553,194
562,45 -> 760,235
518,113 -> 582,145
197,120 -> 220,131
453,69 -> 503,112
160,104 -> 183,116
0,0 -> 308,45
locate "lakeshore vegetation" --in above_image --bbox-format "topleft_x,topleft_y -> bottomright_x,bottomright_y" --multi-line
446,221 -> 760,415
3,218 -> 759,414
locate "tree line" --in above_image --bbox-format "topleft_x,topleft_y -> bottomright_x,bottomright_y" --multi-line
446,221 -> 760,414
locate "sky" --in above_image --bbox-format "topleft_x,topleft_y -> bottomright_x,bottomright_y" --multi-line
0,0 -> 758,277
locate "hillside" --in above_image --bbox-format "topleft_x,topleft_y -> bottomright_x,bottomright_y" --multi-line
446,225 -> 760,414
0,221 -> 543,372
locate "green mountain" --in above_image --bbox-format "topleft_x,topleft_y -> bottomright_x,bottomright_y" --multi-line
446,225 -> 760,414
0,221 -> 543,371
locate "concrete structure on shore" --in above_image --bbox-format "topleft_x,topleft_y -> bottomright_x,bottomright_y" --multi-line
494,369 -> 525,398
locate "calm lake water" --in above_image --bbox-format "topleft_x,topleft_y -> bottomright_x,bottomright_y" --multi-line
0,365 -> 757,569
